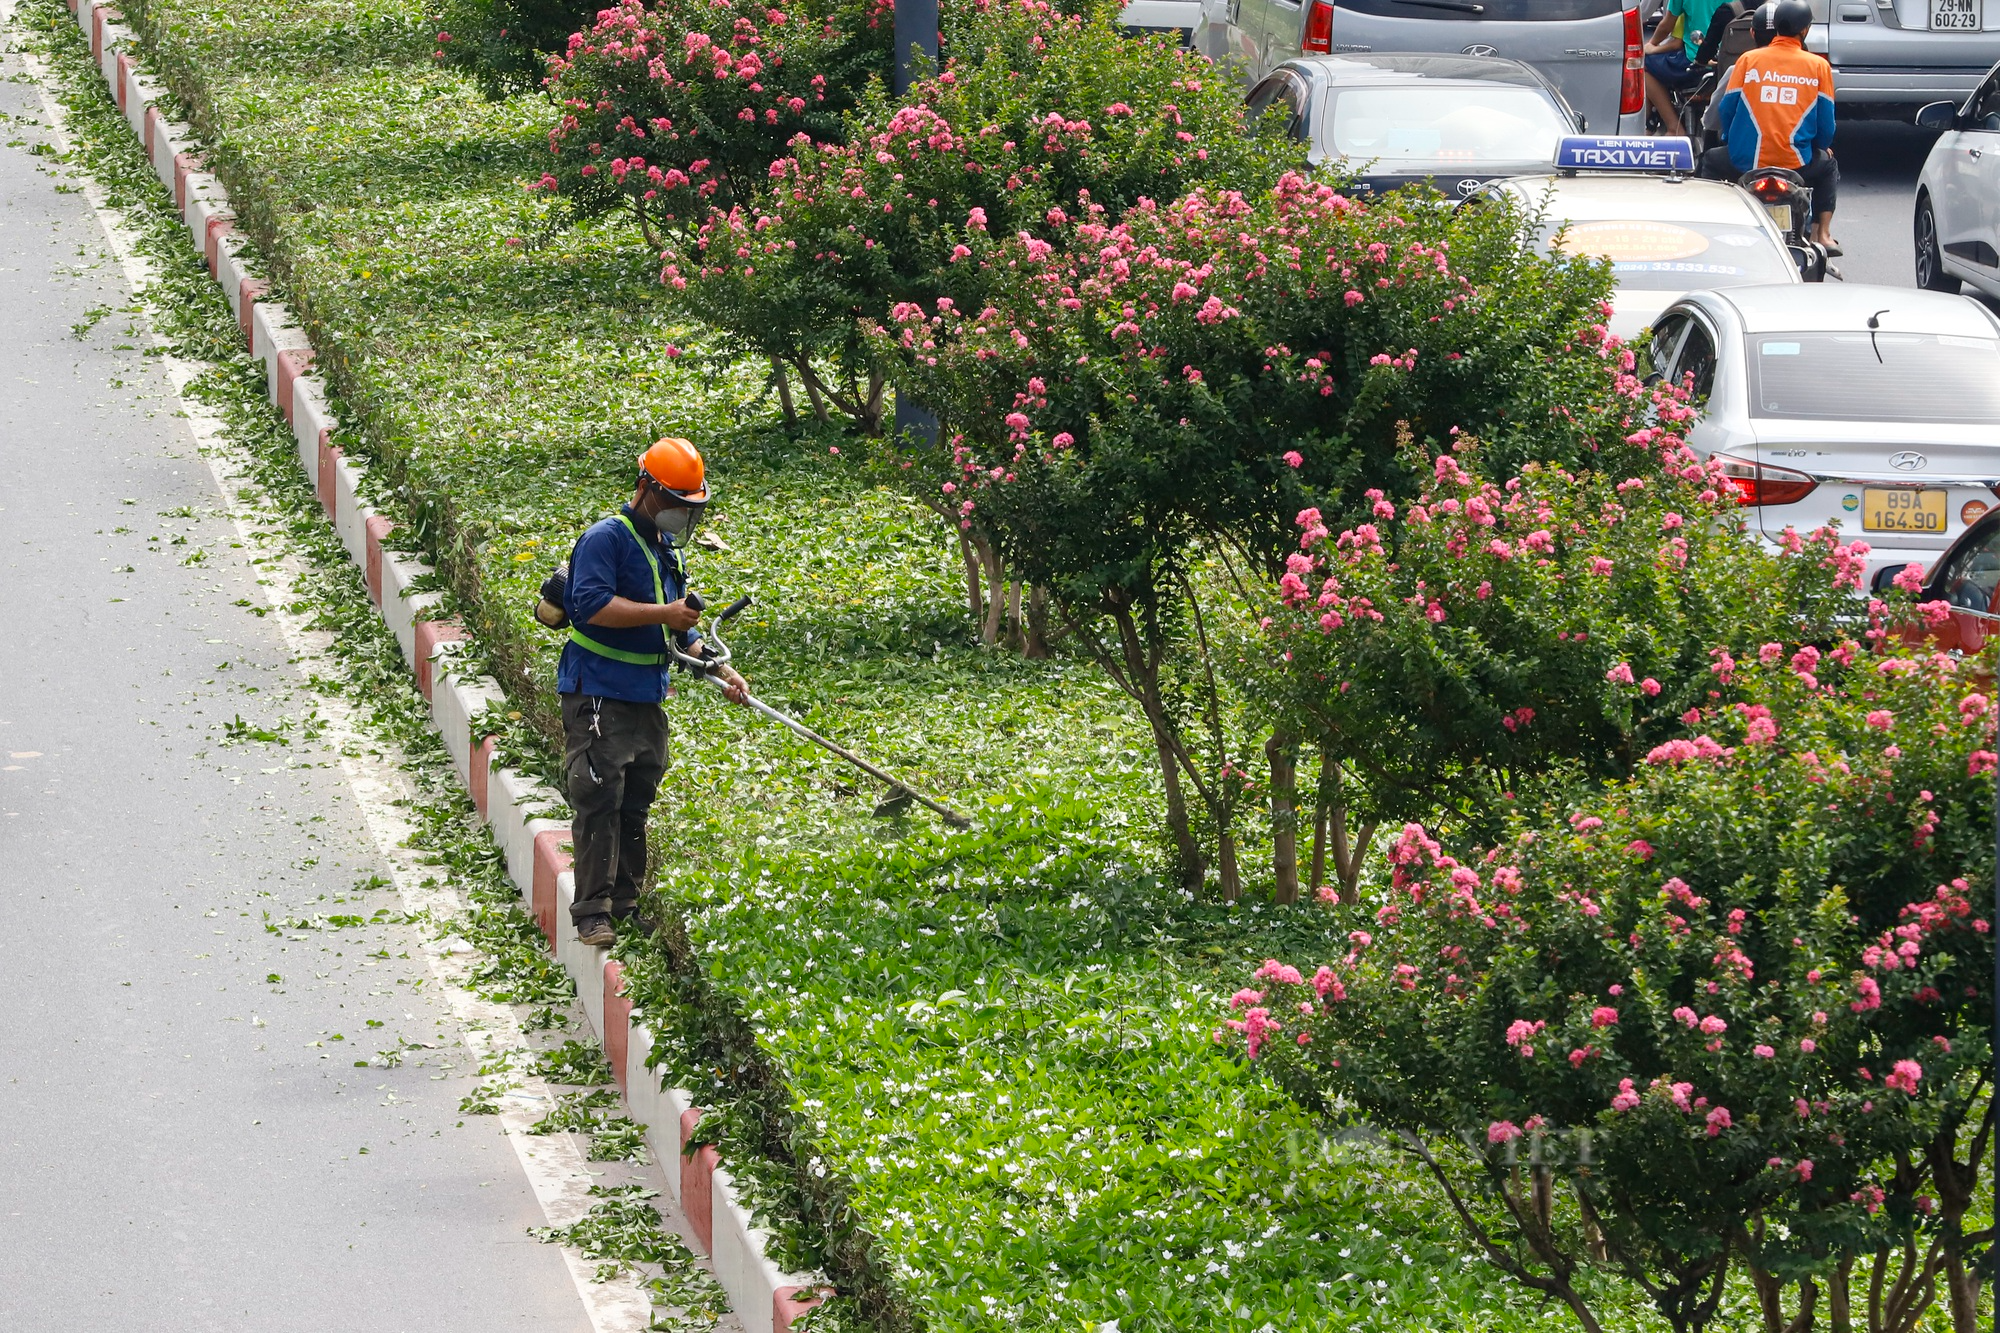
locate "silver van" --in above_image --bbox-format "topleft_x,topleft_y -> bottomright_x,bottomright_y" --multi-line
1203,0 -> 1647,136
1804,0 -> 2000,111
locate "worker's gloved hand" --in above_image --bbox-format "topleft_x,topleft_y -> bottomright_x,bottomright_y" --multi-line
660,597 -> 702,631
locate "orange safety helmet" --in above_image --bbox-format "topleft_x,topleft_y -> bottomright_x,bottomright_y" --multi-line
638,436 -> 708,503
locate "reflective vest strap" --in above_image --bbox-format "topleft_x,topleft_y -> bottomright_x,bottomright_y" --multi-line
567,627 -> 667,666
614,514 -> 665,605
563,515 -> 671,666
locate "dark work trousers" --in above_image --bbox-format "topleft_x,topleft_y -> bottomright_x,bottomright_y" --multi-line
560,693 -> 670,924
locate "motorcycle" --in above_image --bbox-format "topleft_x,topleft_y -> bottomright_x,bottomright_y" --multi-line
1740,166 -> 1830,282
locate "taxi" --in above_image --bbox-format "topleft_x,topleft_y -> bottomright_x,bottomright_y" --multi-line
1474,136 -> 1801,340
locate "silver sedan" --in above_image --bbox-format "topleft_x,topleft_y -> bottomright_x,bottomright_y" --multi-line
1650,282 -> 2000,589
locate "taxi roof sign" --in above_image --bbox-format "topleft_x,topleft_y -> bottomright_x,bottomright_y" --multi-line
1555,135 -> 1696,174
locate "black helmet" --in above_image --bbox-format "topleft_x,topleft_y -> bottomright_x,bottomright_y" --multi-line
1750,1 -> 1780,44
1771,0 -> 1813,37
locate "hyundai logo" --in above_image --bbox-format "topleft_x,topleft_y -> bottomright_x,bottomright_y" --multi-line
1889,451 -> 1928,471
1462,43 -> 1497,56
1456,178 -> 1483,197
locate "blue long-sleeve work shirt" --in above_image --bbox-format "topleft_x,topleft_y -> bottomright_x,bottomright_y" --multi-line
556,505 -> 700,704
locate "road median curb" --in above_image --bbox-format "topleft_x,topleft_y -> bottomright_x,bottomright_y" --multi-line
60,8 -> 827,1326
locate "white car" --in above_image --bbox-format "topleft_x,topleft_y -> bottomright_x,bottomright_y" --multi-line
1914,61 -> 2000,299
1479,170 -> 1801,340
1119,0 -> 1202,46
1650,283 -> 2000,588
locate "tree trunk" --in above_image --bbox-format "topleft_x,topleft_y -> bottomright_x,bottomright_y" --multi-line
1267,730 -> 1300,905
861,371 -> 886,434
1023,584 -> 1051,658
1827,1257 -> 1853,1333
1944,1252 -> 1979,1333
1150,721 -> 1203,890
1217,824 -> 1241,901
1322,759 -> 1376,901
959,531 -> 984,625
1005,579 -> 1024,652
796,361 -> 830,422
1308,746 -> 1333,901
769,357 -> 798,429
1786,1279 -> 1817,1333
979,539 -> 1005,646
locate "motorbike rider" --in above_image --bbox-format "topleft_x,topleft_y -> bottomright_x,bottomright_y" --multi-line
1705,0 -> 1841,254
1642,0 -> 1738,138
1700,2 -> 1778,144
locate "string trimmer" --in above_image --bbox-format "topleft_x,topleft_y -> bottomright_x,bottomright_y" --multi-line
671,593 -> 973,829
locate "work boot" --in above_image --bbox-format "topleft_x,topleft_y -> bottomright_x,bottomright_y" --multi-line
611,904 -> 658,935
575,914 -> 616,948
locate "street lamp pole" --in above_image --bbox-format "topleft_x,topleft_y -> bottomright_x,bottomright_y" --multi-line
890,0 -> 941,447
892,0 -> 938,95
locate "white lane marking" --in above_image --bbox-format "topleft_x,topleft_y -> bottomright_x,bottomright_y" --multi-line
6,15 -> 673,1333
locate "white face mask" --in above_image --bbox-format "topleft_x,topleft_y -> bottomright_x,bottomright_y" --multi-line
655,505 -> 696,538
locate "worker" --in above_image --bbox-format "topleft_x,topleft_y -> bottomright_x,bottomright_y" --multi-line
1712,0 -> 1840,252
558,437 -> 748,947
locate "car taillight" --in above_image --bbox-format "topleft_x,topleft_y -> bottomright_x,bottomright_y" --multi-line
1715,455 -> 1817,507
1621,5 -> 1644,117
1302,0 -> 1333,53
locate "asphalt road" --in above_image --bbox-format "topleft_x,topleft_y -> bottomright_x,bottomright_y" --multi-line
1830,117 -> 1945,290
0,43 -> 592,1333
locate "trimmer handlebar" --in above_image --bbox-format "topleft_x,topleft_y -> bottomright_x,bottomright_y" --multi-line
667,591 -> 754,676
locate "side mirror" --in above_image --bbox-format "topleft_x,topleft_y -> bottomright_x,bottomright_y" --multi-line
1576,113 -> 1589,132
1916,100 -> 1958,131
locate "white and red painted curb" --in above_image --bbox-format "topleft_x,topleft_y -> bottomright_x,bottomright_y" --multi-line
65,6 -> 830,1328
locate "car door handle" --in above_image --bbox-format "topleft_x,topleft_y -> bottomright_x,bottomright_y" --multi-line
1973,147 -> 1986,158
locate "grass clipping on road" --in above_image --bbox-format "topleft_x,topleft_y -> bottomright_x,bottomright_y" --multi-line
37,0 -> 1682,1326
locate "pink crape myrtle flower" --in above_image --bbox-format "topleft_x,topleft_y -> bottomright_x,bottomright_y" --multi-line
1884,1059 -> 1923,1094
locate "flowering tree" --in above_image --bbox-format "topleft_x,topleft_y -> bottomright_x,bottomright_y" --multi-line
873,175 -> 1643,894
1227,637 -> 1998,1333
539,0 -> 895,243
664,0 -> 1290,430
1244,426 -> 1870,900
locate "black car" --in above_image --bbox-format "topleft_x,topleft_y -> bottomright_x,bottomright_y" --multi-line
1248,53 -> 1585,198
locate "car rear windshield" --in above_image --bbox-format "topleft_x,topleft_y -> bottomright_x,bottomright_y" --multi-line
1542,220 -> 1795,290
1747,332 -> 2000,423
1325,86 -> 1567,165
1335,0 -> 1625,20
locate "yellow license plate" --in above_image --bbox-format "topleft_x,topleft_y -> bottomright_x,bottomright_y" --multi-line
1862,487 -> 1947,534
1764,204 -> 1792,233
